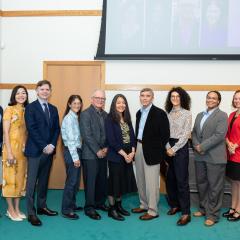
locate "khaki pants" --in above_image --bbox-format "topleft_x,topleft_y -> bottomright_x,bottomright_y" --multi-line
135,143 -> 160,216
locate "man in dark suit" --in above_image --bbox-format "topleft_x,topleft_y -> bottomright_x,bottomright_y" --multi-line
80,89 -> 108,220
132,88 -> 170,220
25,80 -> 60,226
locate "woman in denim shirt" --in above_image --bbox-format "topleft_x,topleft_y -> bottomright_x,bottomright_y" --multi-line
61,95 -> 83,220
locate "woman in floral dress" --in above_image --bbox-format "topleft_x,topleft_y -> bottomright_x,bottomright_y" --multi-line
2,85 -> 29,221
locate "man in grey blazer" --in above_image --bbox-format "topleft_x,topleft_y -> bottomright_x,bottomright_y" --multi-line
192,91 -> 228,227
80,89 -> 108,220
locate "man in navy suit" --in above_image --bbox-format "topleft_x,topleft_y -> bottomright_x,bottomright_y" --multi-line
25,80 -> 60,226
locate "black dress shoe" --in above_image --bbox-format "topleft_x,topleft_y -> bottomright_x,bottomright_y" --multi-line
115,201 -> 130,216
62,212 -> 79,220
28,215 -> 42,226
227,211 -> 240,222
167,208 -> 181,215
85,210 -> 101,220
74,206 -> 83,212
222,208 -> 235,218
96,204 -> 109,212
37,207 -> 58,216
177,215 -> 191,226
108,206 -> 125,221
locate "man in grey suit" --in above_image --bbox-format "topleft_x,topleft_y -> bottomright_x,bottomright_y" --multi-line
192,91 -> 228,227
80,89 -> 108,220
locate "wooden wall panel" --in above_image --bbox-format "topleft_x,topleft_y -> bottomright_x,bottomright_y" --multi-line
44,61 -> 105,189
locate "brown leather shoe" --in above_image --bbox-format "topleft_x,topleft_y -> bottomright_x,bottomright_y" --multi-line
204,219 -> 215,227
131,207 -> 147,214
167,207 -> 181,215
193,211 -> 205,217
177,215 -> 191,226
139,213 -> 159,220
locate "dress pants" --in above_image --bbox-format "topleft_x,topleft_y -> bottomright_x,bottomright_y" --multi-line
62,148 -> 81,214
195,161 -> 226,222
26,153 -> 53,215
82,157 -> 107,213
135,142 -> 160,216
166,142 -> 190,215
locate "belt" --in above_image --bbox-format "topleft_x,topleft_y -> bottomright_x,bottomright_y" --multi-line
137,139 -> 143,143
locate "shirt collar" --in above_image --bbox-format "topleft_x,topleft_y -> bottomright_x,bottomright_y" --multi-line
91,104 -> 103,114
171,106 -> 182,112
69,110 -> 78,119
141,103 -> 152,113
203,107 -> 217,115
38,98 -> 48,105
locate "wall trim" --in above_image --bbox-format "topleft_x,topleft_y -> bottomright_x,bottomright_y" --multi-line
0,83 -> 36,89
1,83 -> 238,92
1,10 -> 102,17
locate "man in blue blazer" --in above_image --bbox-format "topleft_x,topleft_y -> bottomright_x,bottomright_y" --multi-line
25,80 -> 60,226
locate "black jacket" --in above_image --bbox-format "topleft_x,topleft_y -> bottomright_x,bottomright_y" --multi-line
136,105 -> 170,165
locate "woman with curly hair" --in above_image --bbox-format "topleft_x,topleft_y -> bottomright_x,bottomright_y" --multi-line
165,87 -> 192,226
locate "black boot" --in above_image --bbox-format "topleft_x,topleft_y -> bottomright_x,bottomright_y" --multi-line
116,201 -> 130,216
108,205 -> 125,221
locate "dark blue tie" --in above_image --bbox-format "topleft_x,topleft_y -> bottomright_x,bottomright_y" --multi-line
43,103 -> 50,125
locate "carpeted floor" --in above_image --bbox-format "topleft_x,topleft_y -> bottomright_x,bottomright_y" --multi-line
0,190 -> 239,240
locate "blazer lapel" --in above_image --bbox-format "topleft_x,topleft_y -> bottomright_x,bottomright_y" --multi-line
136,110 -> 141,136
48,104 -> 54,127
201,108 -> 219,133
36,100 -> 49,126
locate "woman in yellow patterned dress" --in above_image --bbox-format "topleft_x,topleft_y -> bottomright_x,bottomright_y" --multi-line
2,85 -> 29,221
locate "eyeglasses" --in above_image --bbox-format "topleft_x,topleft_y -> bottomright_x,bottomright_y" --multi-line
93,97 -> 106,101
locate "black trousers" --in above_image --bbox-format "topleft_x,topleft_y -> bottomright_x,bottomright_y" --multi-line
61,148 -> 81,214
82,157 -> 107,213
166,140 -> 190,215
26,153 -> 53,215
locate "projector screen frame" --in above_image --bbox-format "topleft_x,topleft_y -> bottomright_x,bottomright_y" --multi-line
95,0 -> 240,61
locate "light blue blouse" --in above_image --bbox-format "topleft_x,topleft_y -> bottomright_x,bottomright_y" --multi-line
61,110 -> 81,162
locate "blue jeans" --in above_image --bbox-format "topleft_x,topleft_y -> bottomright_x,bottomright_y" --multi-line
61,148 -> 81,214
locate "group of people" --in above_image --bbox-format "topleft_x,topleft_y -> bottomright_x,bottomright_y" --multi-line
0,81 -> 240,228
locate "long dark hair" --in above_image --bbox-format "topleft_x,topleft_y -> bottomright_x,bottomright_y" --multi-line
109,94 -> 132,124
63,95 -> 83,121
165,87 -> 191,113
8,85 -> 29,107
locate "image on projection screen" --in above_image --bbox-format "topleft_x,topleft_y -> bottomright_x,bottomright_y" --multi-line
104,0 -> 240,56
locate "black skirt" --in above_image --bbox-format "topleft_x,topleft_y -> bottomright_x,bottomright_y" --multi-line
226,160 -> 240,181
108,145 -> 137,197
